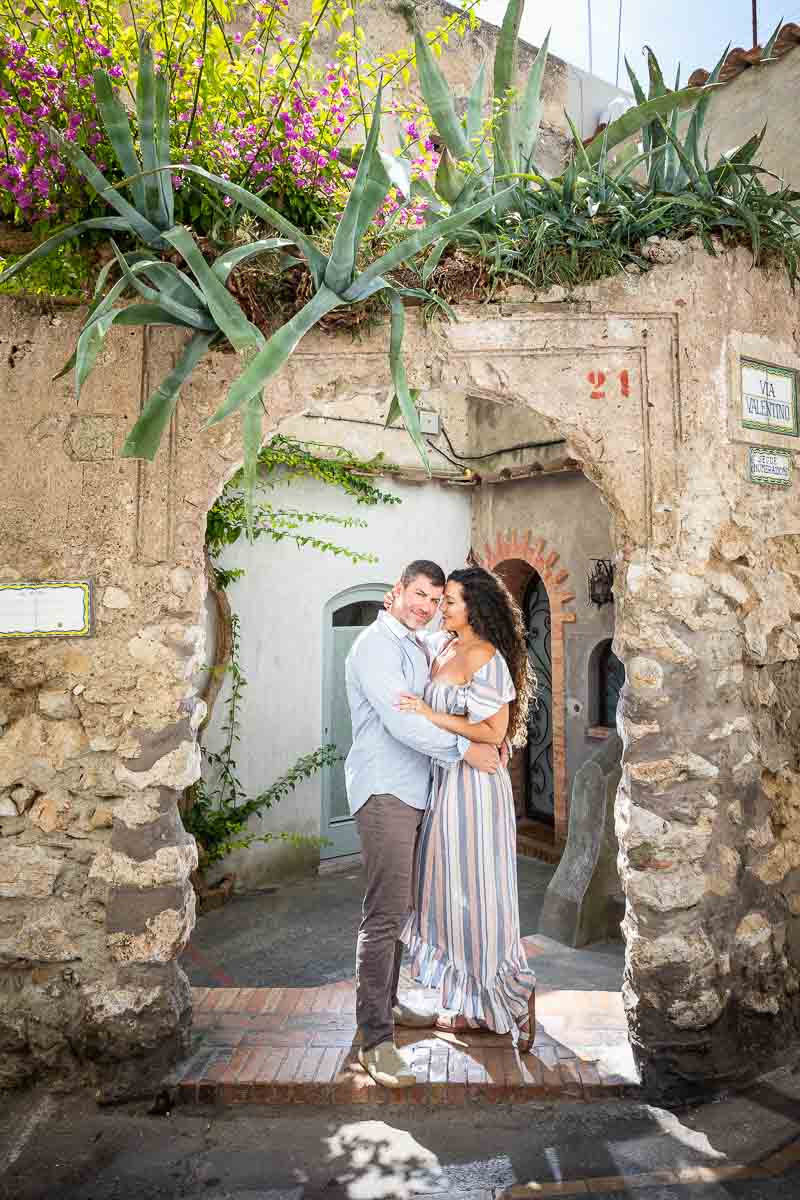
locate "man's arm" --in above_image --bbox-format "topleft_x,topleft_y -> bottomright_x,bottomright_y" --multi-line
353,637 -> 466,760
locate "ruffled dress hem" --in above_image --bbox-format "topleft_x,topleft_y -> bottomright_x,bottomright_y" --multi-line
402,921 -> 536,1040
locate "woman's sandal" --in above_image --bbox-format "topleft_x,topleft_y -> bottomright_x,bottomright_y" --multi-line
516,991 -> 537,1054
435,1013 -> 473,1034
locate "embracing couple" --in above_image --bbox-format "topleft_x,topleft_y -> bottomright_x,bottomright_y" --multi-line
344,558 -> 537,1089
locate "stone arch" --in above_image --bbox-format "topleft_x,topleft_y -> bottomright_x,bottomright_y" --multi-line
8,247 -> 800,1101
474,530 -> 576,844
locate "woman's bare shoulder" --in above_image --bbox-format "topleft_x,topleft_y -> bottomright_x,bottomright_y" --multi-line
463,640 -> 496,673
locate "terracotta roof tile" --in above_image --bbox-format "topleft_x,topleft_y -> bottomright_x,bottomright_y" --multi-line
687,21 -> 800,87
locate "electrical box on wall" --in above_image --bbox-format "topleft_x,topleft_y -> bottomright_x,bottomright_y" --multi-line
418,408 -> 440,436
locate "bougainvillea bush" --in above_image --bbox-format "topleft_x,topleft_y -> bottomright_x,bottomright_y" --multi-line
0,0 -> 477,240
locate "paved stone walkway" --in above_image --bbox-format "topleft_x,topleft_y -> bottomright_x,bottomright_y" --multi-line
172,938 -> 638,1108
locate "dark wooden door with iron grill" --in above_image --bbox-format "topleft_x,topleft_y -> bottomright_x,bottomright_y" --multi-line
524,571 -> 554,823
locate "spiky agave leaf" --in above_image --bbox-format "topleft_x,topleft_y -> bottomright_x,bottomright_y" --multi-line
516,30 -> 550,172
584,85 -> 711,166
71,251 -> 214,399
206,285 -> 343,424
154,65 -> 173,228
761,17 -> 785,61
136,35 -> 170,230
211,239 -> 296,283
325,84 -> 384,294
150,163 -> 328,286
465,60 -> 490,173
681,43 -> 729,185
121,330 -> 217,460
351,185 -> 516,294
387,295 -> 430,474
109,240 -> 217,329
47,126 -> 166,247
162,225 -> 262,352
92,67 -> 146,215
413,26 -> 470,162
661,65 -> 683,193
493,0 -> 523,178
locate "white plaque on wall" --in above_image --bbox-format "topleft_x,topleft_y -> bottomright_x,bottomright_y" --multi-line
0,581 -> 93,639
741,358 -> 798,436
747,446 -> 793,487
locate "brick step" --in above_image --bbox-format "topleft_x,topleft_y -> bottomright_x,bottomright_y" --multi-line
516,820 -> 563,865
516,836 -> 562,865
169,978 -> 639,1108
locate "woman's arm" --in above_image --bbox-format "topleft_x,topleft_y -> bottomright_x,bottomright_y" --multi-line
396,693 -> 509,746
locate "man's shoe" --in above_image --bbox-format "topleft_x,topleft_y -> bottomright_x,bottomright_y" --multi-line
358,1041 -> 416,1089
392,1001 -> 439,1028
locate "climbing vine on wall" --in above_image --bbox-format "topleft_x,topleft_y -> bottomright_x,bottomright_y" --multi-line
205,434 -> 400,583
185,614 -> 339,874
189,435 -> 399,878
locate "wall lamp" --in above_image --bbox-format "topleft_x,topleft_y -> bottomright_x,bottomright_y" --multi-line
587,558 -> 615,606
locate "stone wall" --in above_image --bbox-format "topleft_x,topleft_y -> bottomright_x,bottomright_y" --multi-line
2,243 -> 800,1097
701,44 -> 800,190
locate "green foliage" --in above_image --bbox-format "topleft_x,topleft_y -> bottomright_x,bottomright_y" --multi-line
0,240 -> 94,298
415,3 -> 800,296
190,436 -> 399,875
184,615 -> 337,872
492,33 -> 800,294
413,0 -> 551,232
206,435 -> 399,571
1,41 -> 503,520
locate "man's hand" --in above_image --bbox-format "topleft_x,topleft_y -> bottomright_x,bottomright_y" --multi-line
464,743 -> 500,774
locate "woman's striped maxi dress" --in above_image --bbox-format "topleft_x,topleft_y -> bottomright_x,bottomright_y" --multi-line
401,635 -> 536,1036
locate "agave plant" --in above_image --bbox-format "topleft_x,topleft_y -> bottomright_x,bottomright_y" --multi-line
497,30 -> 800,293
1,37 -> 510,526
411,0 -> 549,278
611,18 -> 784,191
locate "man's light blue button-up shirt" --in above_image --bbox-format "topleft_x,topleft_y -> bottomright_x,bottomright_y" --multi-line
344,612 -> 469,814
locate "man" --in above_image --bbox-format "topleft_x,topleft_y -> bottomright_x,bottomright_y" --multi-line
344,559 -> 500,1089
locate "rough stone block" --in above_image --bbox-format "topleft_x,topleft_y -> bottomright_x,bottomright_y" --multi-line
38,690 -> 79,720
0,845 -> 63,898
0,715 -> 86,790
538,733 -> 625,947
29,787 -> 72,833
0,908 -> 81,962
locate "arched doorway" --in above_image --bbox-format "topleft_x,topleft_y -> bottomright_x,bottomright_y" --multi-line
321,584 -> 389,858
481,536 -> 575,849
524,569 -> 554,825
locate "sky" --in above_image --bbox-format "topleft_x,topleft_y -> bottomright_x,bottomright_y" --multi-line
473,0 -> 793,90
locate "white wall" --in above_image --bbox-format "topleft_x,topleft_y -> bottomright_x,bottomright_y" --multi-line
204,473 -> 471,888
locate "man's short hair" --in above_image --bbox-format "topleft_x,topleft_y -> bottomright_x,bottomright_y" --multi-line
401,559 -> 446,589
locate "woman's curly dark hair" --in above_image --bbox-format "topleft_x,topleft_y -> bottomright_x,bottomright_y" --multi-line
448,566 -> 536,747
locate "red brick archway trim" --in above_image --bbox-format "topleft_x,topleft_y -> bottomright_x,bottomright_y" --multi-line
474,530 -> 576,844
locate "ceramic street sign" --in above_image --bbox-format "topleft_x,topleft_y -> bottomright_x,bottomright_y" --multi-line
747,446 -> 793,487
0,580 -> 92,639
741,358 -> 798,436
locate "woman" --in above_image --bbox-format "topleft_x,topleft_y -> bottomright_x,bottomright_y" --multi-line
394,566 -> 538,1050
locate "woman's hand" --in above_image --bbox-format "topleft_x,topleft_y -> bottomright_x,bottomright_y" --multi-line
383,590 -> 394,611
395,691 -> 433,720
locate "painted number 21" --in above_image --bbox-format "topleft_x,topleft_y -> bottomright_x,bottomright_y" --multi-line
587,369 -> 631,400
